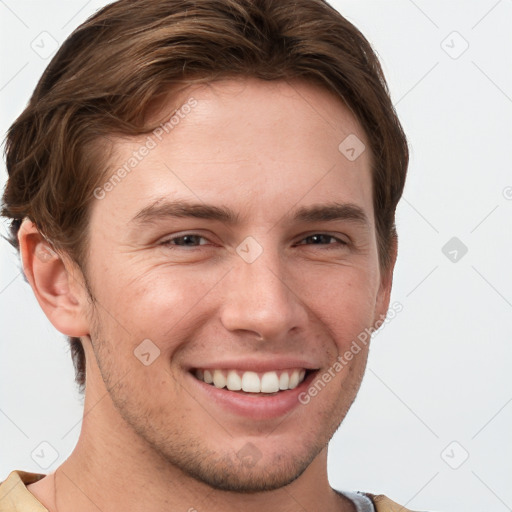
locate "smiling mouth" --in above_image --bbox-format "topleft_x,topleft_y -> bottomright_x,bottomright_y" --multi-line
192,368 -> 313,394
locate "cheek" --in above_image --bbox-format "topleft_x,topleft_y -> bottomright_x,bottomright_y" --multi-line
292,264 -> 380,347
88,259 -> 224,348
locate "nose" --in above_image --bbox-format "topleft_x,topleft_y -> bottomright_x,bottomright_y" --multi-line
219,248 -> 308,342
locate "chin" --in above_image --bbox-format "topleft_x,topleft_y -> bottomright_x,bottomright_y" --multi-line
176,449 -> 317,493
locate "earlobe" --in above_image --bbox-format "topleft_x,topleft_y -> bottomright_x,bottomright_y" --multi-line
18,219 -> 90,337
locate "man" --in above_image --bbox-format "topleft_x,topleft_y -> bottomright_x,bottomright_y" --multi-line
0,0 -> 417,510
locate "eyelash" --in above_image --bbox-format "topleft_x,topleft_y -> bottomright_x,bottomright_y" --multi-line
160,233 -> 348,249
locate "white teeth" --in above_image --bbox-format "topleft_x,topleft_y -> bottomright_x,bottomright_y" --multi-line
196,368 -> 309,393
289,369 -> 300,389
279,372 -> 289,390
213,369 -> 226,388
226,370 -> 242,391
261,371 -> 279,393
242,371 -> 261,393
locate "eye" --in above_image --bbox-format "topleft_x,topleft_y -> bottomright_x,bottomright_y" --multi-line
160,234 -> 210,247
297,234 -> 347,247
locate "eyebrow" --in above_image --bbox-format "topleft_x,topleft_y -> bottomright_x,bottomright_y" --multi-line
130,199 -> 370,228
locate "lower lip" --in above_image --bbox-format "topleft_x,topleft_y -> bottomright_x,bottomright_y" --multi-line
186,371 -> 318,420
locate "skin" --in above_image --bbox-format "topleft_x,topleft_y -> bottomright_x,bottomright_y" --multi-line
20,78 -> 396,512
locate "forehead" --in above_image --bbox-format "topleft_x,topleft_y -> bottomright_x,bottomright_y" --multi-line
91,78 -> 374,229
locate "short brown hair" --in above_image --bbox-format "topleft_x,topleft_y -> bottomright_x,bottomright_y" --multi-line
1,0 -> 408,393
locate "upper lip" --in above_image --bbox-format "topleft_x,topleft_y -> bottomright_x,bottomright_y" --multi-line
187,357 -> 320,373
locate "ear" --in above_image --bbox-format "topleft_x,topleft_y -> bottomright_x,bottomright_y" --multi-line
374,234 -> 398,325
18,219 -> 90,337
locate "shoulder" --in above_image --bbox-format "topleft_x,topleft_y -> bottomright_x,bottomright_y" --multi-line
0,470 -> 48,511
366,493 -> 421,511
338,489 -> 422,512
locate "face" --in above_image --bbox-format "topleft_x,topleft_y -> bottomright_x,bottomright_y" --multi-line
79,78 -> 392,491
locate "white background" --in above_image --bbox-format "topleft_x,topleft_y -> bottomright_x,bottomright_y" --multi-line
1,1 -> 511,511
